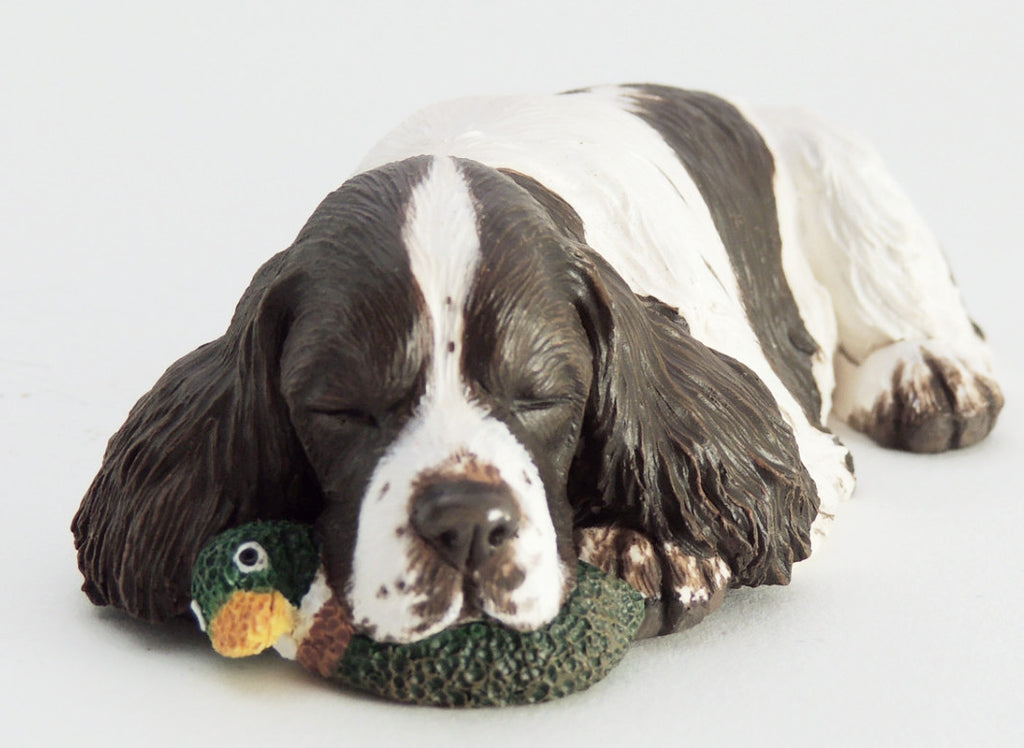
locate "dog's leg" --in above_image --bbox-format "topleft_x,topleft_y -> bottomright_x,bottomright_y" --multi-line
575,527 -> 731,638
759,109 -> 1003,452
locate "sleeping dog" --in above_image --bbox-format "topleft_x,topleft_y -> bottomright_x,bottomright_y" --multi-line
73,84 -> 1003,641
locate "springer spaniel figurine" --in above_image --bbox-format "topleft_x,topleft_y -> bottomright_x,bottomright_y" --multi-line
73,85 -> 1003,643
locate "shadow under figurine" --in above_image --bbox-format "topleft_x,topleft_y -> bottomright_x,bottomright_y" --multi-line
72,84 -> 1004,706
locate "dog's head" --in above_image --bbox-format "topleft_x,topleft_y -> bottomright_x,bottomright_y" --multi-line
280,157 -> 592,641
73,155 -> 817,640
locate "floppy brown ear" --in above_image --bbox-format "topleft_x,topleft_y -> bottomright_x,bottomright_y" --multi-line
567,245 -> 819,588
71,256 -> 323,622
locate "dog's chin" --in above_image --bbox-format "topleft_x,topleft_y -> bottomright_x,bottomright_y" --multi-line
427,582 -> 569,640
352,562 -> 573,645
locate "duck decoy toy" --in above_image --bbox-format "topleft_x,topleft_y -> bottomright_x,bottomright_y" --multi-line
191,521 -> 644,706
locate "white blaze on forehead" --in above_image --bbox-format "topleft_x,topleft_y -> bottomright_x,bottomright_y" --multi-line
346,157 -> 567,643
402,156 -> 481,389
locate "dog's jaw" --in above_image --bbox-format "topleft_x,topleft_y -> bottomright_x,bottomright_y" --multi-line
344,158 -> 569,644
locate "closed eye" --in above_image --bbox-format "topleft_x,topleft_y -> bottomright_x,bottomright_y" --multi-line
511,396 -> 578,414
308,406 -> 380,429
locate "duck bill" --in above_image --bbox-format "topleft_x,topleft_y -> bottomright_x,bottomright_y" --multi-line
209,590 -> 296,658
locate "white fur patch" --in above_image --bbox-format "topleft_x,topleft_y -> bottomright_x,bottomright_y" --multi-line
754,109 -> 991,370
272,567 -> 332,660
346,157 -> 567,643
189,600 -> 206,633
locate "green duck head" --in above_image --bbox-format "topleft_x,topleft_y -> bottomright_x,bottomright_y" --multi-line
190,521 -> 320,657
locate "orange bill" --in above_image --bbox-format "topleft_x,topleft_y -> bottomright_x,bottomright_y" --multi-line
209,590 -> 295,658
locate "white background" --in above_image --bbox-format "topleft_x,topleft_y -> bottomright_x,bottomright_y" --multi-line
2,1 -> 1022,745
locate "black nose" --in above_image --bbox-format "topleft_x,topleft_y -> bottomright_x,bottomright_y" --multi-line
411,480 -> 521,574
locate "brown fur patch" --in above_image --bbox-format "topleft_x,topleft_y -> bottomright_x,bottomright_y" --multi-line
475,554 -> 528,617
575,526 -> 662,598
297,597 -> 355,678
426,450 -> 504,485
404,537 -> 463,622
576,526 -> 732,637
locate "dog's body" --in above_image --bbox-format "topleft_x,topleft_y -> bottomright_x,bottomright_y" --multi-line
73,85 -> 1002,642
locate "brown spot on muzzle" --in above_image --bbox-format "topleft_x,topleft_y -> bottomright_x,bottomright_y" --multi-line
410,449 -> 506,492
404,537 -> 463,621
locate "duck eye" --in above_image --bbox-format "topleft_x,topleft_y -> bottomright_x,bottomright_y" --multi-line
233,541 -> 269,573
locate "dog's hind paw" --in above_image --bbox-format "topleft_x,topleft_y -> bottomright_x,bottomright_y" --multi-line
835,340 -> 1003,453
575,526 -> 731,638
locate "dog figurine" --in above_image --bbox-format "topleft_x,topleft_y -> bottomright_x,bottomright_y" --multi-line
73,84 -> 1002,642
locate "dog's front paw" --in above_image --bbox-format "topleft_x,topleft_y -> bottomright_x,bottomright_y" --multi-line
835,341 -> 1003,453
575,527 -> 732,638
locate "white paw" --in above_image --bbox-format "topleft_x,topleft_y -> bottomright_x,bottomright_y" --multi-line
834,340 -> 1003,452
